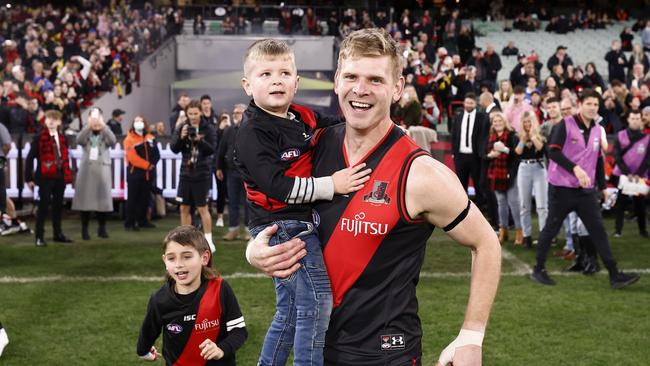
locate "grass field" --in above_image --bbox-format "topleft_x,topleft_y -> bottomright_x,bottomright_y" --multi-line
0,213 -> 649,365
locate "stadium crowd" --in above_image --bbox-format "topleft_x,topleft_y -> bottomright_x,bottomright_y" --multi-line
0,3 -> 648,266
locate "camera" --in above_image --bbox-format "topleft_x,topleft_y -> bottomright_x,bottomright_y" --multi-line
187,125 -> 198,139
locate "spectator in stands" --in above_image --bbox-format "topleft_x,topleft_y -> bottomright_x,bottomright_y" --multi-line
509,53 -> 528,87
620,26 -> 634,52
107,108 -> 125,136
606,40 -> 628,85
169,93 -> 190,133
450,93 -> 489,206
193,14 -> 206,35
626,63 -> 647,89
442,9 -> 461,55
216,104 -> 248,241
642,20 -> 650,52
421,92 -> 440,128
505,85 -> 534,132
547,45 -> 573,73
585,62 -> 607,92
480,91 -> 501,114
643,106 -> 650,132
612,109 -> 649,238
326,10 -> 340,37
628,43 -> 649,78
250,6 -> 266,34
600,91 -> 625,132
457,26 -> 475,63
222,16 -> 235,35
302,8 -> 320,36
172,100 -> 216,251
25,110 -> 73,246
524,76 -> 540,104
486,112 -> 522,245
502,41 -> 519,57
394,85 -> 422,127
278,9 -> 296,35
481,44 -> 501,93
515,111 -> 547,248
71,108 -> 116,240
213,112 -> 231,228
124,115 -> 159,231
495,79 -> 513,105
154,122 -> 167,137
235,15 -> 248,35
454,66 -> 481,101
572,67 -> 594,94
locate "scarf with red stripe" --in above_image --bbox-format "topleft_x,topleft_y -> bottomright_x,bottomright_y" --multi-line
39,129 -> 73,184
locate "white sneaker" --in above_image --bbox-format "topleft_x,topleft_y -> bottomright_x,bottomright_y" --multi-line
215,217 -> 224,227
0,327 -> 9,357
1,224 -> 20,236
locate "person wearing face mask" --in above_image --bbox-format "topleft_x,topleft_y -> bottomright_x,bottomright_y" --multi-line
124,115 -> 160,231
72,108 -> 117,240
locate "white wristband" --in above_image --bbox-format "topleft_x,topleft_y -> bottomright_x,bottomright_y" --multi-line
437,329 -> 484,365
139,352 -> 156,361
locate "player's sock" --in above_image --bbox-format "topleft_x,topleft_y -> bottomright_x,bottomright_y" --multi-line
205,233 -> 216,253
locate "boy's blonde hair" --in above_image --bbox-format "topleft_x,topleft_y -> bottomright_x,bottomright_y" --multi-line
243,39 -> 295,77
338,28 -> 404,83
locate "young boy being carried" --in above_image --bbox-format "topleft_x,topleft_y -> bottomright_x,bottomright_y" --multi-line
234,39 -> 371,366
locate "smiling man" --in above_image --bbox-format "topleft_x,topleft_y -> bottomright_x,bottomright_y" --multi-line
246,28 -> 502,366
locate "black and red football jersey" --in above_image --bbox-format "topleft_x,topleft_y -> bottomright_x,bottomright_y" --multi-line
136,277 -> 247,366
234,101 -> 341,227
312,124 -> 435,365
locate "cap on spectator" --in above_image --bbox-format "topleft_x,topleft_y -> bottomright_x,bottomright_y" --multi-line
556,45 -> 567,51
112,108 -> 126,117
642,106 -> 650,114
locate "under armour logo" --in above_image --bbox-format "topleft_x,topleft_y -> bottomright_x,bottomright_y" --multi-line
392,336 -> 404,345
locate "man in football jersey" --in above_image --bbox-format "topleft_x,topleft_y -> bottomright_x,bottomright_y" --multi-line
246,28 -> 502,366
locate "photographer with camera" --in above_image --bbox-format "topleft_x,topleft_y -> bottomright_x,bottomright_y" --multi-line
171,99 -> 217,252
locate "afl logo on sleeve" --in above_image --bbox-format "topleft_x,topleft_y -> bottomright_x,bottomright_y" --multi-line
280,148 -> 301,161
363,180 -> 391,205
166,323 -> 183,334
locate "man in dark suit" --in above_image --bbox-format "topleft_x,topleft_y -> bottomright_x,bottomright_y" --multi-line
451,92 -> 490,207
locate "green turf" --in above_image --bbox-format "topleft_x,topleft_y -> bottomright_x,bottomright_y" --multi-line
0,214 -> 648,365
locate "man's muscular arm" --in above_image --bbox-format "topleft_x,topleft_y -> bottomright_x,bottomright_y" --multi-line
405,156 -> 501,366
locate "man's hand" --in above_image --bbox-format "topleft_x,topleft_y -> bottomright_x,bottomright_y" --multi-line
199,339 -> 224,360
332,163 -> 372,194
216,169 -> 224,181
573,165 -> 591,188
247,224 -> 306,278
436,345 -> 482,366
138,346 -> 161,361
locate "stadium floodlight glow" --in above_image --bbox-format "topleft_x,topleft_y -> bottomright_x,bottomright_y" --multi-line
6,3 -> 11,8
215,7 -> 226,16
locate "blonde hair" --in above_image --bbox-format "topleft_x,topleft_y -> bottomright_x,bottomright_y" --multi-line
489,111 -> 514,134
243,39 -> 295,77
338,28 -> 403,83
520,111 -> 545,142
163,225 -> 217,280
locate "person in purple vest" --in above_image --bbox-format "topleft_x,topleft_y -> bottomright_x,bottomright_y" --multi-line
529,89 -> 641,289
612,110 -> 650,238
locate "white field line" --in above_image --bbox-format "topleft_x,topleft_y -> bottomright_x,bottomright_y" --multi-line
500,248 -> 533,274
2,269 -> 650,283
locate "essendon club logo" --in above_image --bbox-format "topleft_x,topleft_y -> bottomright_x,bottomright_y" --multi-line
364,181 -> 391,205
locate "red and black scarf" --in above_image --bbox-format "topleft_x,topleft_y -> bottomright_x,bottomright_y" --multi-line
487,130 -> 511,192
39,129 -> 73,184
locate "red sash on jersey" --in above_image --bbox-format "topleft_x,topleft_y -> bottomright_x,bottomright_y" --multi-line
323,135 -> 421,307
173,277 -> 223,366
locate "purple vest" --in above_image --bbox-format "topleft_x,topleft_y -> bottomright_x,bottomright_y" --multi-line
548,115 -> 601,188
613,129 -> 650,178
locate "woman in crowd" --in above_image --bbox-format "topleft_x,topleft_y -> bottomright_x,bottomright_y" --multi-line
627,43 -> 649,77
487,112 -> 523,245
71,108 -> 116,240
123,115 -> 160,231
585,62 -> 607,92
514,111 -> 547,248
494,79 -> 514,104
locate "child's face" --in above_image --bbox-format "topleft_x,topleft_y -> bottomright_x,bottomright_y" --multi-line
45,117 -> 61,131
242,54 -> 299,117
163,241 -> 210,293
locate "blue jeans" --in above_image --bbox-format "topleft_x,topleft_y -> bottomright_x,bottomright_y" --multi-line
226,170 -> 249,229
250,220 -> 332,366
517,162 -> 548,237
495,185 -> 521,229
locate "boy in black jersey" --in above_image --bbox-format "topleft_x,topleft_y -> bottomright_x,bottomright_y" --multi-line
235,39 -> 371,366
137,226 -> 247,365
